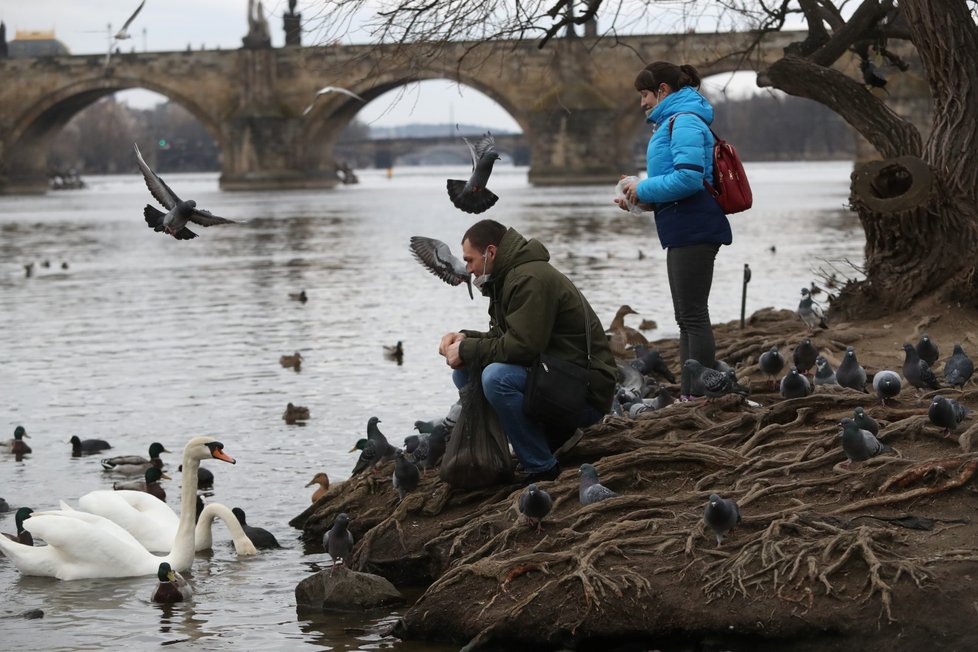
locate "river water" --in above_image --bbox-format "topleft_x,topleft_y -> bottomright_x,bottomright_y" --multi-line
0,161 -> 861,650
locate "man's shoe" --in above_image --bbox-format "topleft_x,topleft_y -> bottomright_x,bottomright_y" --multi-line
521,463 -> 561,486
553,428 -> 584,460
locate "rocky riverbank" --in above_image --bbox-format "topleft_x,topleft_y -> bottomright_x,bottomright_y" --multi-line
291,303 -> 978,651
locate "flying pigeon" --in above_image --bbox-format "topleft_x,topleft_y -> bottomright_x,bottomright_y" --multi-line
578,463 -> 618,505
446,131 -> 500,214
409,236 -> 473,299
392,451 -> 421,502
703,494 -> 741,547
780,367 -> 812,399
852,406 -> 879,436
323,512 -> 354,574
792,338 -> 819,376
797,287 -> 828,331
813,355 -> 838,386
302,85 -> 365,116
759,346 -> 785,390
134,144 -> 238,239
518,483 -> 553,534
901,343 -> 941,393
836,346 -> 867,392
943,343 -> 974,389
682,360 -> 749,400
915,335 -> 940,367
928,395 -> 969,437
839,417 -> 893,467
114,0 -> 146,39
873,370 -> 902,405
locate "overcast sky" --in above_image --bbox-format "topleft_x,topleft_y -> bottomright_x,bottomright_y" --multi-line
2,1 -> 762,131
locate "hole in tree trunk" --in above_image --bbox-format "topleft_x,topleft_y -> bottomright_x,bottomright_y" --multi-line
870,163 -> 913,198
851,155 -> 932,213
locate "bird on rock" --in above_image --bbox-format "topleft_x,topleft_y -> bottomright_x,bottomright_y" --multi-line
151,562 -> 192,603
305,472 -> 330,502
928,395 -> 970,438
446,131 -> 500,214
135,143 -> 238,240
231,507 -> 280,549
703,494 -> 741,547
873,370 -> 902,405
852,407 -> 880,436
943,343 -> 974,389
759,346 -> 785,390
422,425 -> 448,473
578,464 -> 619,505
323,513 -> 354,574
650,385 -> 674,411
682,360 -> 749,401
836,346 -> 867,392
902,343 -> 941,394
392,451 -> 421,502
69,435 -> 111,456
349,438 -> 380,476
839,417 -> 894,468
792,338 -> 819,376
518,483 -> 553,534
409,236 -> 473,299
813,356 -> 838,386
403,434 -> 430,468
366,416 -> 399,463
780,367 -> 812,399
3,507 -> 35,546
916,334 -> 940,367
797,287 -> 828,332
630,344 -> 675,383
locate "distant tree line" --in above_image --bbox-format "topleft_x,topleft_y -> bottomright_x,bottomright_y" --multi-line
51,91 -> 854,175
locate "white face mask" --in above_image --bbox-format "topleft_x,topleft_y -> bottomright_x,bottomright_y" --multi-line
472,248 -> 491,291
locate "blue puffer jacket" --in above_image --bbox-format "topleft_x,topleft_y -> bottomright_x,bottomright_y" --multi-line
636,86 -> 732,249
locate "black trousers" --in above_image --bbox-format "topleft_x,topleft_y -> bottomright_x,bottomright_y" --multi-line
666,243 -> 720,395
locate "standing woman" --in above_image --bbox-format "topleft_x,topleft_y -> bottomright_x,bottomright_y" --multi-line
616,61 -> 732,400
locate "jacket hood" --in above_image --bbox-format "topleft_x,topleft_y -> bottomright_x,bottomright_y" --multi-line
648,86 -> 714,127
490,228 -> 550,280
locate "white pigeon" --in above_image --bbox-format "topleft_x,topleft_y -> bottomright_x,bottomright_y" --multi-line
302,86 -> 366,116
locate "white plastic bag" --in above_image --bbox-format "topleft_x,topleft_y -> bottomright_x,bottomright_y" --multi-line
614,176 -> 645,216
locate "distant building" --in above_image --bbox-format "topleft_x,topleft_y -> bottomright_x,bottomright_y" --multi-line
8,29 -> 70,58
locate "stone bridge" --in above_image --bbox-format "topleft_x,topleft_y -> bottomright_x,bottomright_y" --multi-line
0,30 -> 816,194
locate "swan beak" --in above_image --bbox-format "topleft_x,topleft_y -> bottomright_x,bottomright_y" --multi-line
212,449 -> 236,464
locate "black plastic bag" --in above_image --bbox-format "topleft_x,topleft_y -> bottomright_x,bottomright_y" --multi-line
440,367 -> 514,489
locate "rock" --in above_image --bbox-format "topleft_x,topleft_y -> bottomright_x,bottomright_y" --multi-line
295,568 -> 404,612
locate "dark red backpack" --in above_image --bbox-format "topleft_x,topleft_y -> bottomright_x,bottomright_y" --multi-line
669,113 -> 752,214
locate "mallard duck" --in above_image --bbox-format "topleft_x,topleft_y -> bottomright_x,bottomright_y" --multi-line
0,436 -> 237,579
101,442 -> 169,475
607,304 -> 650,358
288,290 -> 308,302
383,340 -> 404,364
2,507 -> 35,545
69,435 -> 111,456
113,466 -> 170,498
305,472 -> 330,502
11,426 -> 31,459
230,507 -> 280,549
283,402 -> 310,424
151,562 -> 192,603
279,351 -> 303,371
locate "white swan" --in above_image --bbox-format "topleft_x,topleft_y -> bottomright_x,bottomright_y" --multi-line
0,436 -> 236,579
75,490 -> 256,555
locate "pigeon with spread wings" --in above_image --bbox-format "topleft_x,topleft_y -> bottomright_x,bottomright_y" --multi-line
446,131 -> 500,214
302,86 -> 365,116
409,236 -> 473,299
134,144 -> 238,240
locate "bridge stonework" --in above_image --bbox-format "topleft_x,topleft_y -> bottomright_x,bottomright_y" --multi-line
0,31 -> 824,194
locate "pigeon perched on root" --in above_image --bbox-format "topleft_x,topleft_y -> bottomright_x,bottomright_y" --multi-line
902,343 -> 941,395
134,144 -> 238,240
813,355 -> 837,386
928,395 -> 970,438
518,483 -> 553,534
409,236 -> 473,299
797,287 -> 828,331
839,417 -> 894,468
704,494 -> 741,547
780,367 -> 812,399
682,359 -> 749,401
578,464 -> 618,505
872,370 -> 902,405
944,344 -> 974,389
836,346 -> 867,392
759,346 -> 785,390
447,131 -> 500,214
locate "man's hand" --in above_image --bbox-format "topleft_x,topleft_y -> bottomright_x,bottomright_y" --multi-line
445,340 -> 464,369
439,331 -> 465,357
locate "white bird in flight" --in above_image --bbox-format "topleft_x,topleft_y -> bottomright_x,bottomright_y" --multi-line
114,0 -> 147,40
302,86 -> 366,116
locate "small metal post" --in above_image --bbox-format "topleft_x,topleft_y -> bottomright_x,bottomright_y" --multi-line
740,263 -> 751,328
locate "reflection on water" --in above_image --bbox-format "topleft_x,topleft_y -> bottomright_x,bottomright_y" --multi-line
0,161 -> 861,649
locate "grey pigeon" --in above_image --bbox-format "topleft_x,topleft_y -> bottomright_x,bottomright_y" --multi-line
792,338 -> 819,376
446,131 -> 500,214
836,346 -> 867,392
231,507 -> 280,549
928,395 -> 969,437
703,493 -> 741,547
758,346 -> 785,389
134,143 -> 238,240
650,385 -> 674,410
421,424 -> 448,472
409,236 -> 473,299
302,85 -> 365,116
630,344 -> 675,383
813,355 -> 838,386
578,463 -> 618,505
617,361 -> 649,401
901,343 -> 941,392
404,433 -> 430,468
943,343 -> 974,389
852,407 -> 879,436
69,435 -> 111,456
780,367 -> 812,399
392,451 -> 421,501
518,483 -> 553,533
797,287 -> 828,331
915,334 -> 940,367
322,512 -> 354,574
367,416 -> 399,462
873,370 -> 902,405
682,359 -> 749,400
839,417 -> 894,466
349,438 -> 379,476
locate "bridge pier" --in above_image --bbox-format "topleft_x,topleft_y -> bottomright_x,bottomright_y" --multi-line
526,106 -> 628,186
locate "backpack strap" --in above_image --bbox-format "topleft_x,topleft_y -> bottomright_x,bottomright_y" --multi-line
667,111 -> 718,140
666,112 -> 720,197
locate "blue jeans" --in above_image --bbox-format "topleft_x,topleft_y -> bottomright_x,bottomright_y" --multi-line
453,363 -> 603,474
